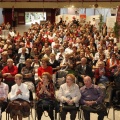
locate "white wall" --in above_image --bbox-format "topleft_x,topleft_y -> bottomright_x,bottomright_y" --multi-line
60,8 -> 114,22
0,8 -> 4,24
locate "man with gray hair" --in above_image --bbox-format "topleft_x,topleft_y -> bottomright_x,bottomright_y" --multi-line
80,76 -> 107,120
75,57 -> 93,86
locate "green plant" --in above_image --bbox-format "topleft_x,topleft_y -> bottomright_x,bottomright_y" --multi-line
99,14 -> 103,32
114,22 -> 120,39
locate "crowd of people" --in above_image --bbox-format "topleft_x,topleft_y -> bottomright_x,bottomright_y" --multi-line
0,17 -> 119,120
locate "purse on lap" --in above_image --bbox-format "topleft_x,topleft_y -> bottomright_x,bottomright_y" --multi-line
37,98 -> 54,110
62,103 -> 77,110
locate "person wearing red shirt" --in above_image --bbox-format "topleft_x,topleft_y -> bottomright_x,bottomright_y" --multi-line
38,57 -> 53,82
2,58 -> 18,91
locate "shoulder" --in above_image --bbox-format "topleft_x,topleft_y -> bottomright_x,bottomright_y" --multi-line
21,83 -> 28,89
80,86 -> 85,91
1,82 -> 8,88
92,84 -> 100,90
60,83 -> 67,88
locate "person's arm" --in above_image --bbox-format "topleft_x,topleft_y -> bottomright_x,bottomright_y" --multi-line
20,84 -> 29,100
57,84 -> 69,103
9,85 -> 18,101
0,84 -> 9,101
10,66 -> 18,76
95,86 -> 104,103
71,84 -> 81,103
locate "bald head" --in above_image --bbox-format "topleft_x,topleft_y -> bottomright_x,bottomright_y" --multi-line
81,57 -> 87,65
83,76 -> 92,88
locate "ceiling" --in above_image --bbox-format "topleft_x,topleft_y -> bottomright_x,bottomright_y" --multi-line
0,0 -> 119,8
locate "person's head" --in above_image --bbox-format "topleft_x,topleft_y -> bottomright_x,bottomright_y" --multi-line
44,48 -> 51,55
22,47 -> 26,54
98,61 -> 105,69
111,53 -> 116,60
64,53 -> 70,60
59,46 -> 64,53
41,57 -> 49,67
42,72 -> 52,83
66,74 -> 75,86
7,59 -> 13,67
72,46 -> 77,53
80,51 -> 85,58
34,55 -> 39,62
83,76 -> 92,88
25,58 -> 32,67
1,52 -> 8,60
15,74 -> 23,86
114,46 -> 118,52
50,53 -> 56,60
99,54 -> 105,60
81,57 -> 87,65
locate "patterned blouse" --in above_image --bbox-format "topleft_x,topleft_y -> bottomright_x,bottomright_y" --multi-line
36,81 -> 55,100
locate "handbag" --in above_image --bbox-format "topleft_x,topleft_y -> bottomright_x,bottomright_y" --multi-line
37,98 -> 54,110
6,100 -> 22,113
82,103 -> 108,115
62,103 -> 77,110
37,98 -> 55,117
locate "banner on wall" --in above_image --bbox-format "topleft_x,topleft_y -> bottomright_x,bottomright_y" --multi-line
80,14 -> 86,19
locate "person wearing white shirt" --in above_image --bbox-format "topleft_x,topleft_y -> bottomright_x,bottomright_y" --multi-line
57,74 -> 81,120
65,42 -> 73,54
8,74 -> 30,120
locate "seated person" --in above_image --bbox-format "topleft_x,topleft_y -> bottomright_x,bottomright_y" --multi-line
114,64 -> 120,87
80,76 -> 107,120
94,61 -> 110,97
7,74 -> 30,120
75,57 -> 94,86
0,73 -> 8,115
36,72 -> 55,120
21,58 -> 35,102
57,74 -> 81,120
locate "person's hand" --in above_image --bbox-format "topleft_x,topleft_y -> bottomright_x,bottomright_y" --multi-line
0,97 -> 5,101
41,85 -> 47,91
85,101 -> 93,106
16,89 -> 22,96
85,101 -> 97,106
68,100 -> 74,104
64,98 -> 69,103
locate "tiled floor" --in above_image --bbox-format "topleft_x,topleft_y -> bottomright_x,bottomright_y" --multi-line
1,25 -> 120,120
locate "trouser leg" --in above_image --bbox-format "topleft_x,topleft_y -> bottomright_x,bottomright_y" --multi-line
69,109 -> 77,120
97,112 -> 105,120
83,110 -> 90,120
60,109 -> 67,120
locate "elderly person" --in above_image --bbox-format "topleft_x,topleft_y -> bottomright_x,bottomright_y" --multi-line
57,74 -> 81,120
75,57 -> 94,86
80,76 -> 107,120
0,73 -> 8,116
2,58 -> 18,91
36,72 -> 55,120
7,74 -> 30,120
